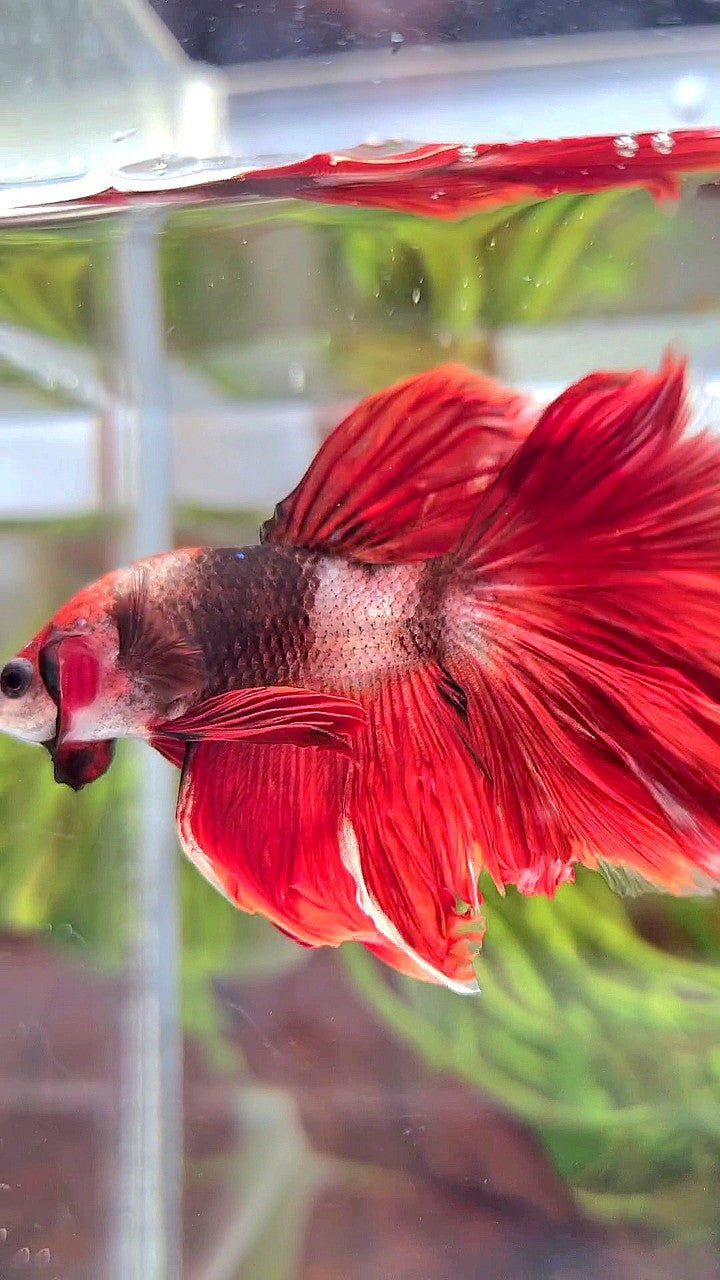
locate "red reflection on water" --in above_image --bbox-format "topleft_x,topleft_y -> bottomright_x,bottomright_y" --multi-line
65,127 -> 720,220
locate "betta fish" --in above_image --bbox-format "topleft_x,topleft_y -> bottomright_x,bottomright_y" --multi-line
1,357 -> 720,993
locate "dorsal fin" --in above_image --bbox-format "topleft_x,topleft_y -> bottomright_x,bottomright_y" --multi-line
261,364 -> 535,563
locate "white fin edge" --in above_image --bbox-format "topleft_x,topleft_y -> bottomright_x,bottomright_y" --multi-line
176,770 -> 238,906
339,818 -> 480,995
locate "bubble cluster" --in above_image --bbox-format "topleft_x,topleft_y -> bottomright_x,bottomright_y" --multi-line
613,134 -> 639,159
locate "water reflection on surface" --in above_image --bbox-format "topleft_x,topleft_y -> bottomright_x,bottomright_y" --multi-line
0,183 -> 719,1277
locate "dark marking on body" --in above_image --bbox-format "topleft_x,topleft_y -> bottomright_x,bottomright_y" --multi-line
171,544 -> 320,694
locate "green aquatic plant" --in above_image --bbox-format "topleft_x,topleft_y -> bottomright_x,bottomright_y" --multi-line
327,186 -> 669,336
0,188 -> 673,407
3,705 -> 719,1240
0,229 -> 96,346
0,733 -> 130,962
344,869 -> 720,1239
0,730 -> 300,1064
0,219 -> 253,358
181,849 -> 300,1066
161,224 -> 252,354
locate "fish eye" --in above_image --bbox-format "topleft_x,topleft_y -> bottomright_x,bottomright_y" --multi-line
0,658 -> 33,699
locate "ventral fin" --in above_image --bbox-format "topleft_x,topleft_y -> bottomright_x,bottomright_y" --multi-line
150,734 -> 187,769
176,739 -> 370,945
154,685 -> 366,756
174,673 -> 484,989
341,664 -> 487,990
261,364 -> 535,562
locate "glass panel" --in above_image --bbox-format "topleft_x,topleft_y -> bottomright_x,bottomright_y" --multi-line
1,7 -> 720,1280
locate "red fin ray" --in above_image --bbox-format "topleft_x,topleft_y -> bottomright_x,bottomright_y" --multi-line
442,355 -> 720,893
262,364 -> 534,562
176,740 -> 373,947
340,666 -> 486,990
150,735 -> 187,769
154,685 -> 366,755
173,668 -> 485,990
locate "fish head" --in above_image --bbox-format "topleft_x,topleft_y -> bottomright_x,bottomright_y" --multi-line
0,632 -> 58,748
0,559 -> 203,788
0,574 -> 119,744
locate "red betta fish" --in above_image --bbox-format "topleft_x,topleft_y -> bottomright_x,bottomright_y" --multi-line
1,357 -> 720,992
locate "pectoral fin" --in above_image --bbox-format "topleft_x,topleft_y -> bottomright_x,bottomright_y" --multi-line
154,685 -> 366,756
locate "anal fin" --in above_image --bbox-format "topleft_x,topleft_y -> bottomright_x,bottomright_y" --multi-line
175,740 -> 373,947
340,665 -> 486,990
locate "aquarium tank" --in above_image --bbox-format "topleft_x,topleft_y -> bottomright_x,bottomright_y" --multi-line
1,1 -> 720,1278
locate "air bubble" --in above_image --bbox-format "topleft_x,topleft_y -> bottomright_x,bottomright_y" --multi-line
458,144 -> 478,162
115,153 -> 306,191
672,72 -> 709,120
411,286 -> 421,304
118,155 -> 203,183
613,134 -> 639,159
651,130 -> 674,155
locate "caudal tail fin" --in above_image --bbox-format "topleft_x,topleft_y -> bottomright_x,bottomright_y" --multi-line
440,354 -> 720,895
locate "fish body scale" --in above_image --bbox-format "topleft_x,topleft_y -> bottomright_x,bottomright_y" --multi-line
148,545 -> 429,698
